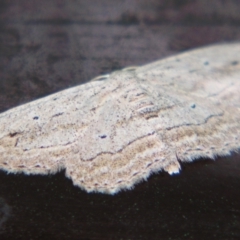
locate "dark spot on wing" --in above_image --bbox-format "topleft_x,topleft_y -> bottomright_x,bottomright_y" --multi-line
99,135 -> 107,139
191,103 -> 196,109
231,60 -> 238,66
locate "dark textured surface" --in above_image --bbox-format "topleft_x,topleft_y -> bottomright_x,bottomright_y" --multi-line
0,1 -> 240,239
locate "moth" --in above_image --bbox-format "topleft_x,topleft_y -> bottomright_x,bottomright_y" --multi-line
0,43 -> 239,194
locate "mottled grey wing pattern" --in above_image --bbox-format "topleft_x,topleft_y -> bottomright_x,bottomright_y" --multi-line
0,43 -> 239,194
135,43 -> 240,164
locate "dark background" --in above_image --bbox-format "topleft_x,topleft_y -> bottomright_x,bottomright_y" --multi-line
0,0 -> 240,239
